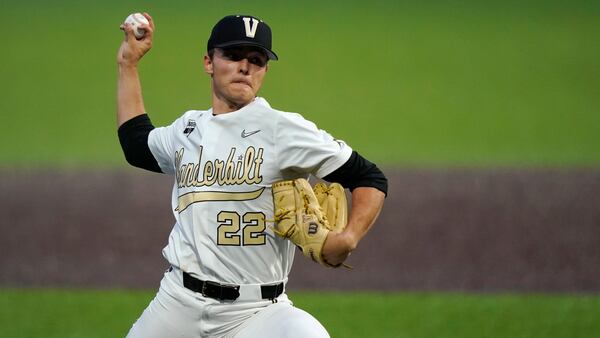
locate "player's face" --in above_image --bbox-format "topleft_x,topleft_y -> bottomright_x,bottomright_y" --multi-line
204,46 -> 269,109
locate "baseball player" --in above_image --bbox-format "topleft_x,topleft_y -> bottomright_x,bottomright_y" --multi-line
117,13 -> 387,337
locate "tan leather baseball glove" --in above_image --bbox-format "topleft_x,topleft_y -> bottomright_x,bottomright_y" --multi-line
272,178 -> 348,267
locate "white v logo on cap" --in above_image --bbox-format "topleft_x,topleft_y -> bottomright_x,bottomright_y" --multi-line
242,17 -> 259,38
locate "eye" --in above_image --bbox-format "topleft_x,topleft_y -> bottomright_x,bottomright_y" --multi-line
249,56 -> 267,67
222,50 -> 240,61
221,50 -> 232,59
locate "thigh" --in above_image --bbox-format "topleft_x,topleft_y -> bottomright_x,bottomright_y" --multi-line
126,297 -> 184,338
126,271 -> 205,338
233,301 -> 329,338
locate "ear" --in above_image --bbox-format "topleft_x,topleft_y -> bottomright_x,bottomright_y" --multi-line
204,54 -> 213,75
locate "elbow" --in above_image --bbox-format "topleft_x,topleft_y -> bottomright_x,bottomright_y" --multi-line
121,145 -> 163,173
374,174 -> 388,197
123,150 -> 142,169
348,167 -> 388,197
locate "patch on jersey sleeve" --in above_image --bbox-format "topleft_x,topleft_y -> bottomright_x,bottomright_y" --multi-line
183,120 -> 197,137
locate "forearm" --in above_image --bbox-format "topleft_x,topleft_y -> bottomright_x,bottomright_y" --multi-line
116,13 -> 154,127
343,187 -> 385,249
322,186 -> 385,266
117,64 -> 146,127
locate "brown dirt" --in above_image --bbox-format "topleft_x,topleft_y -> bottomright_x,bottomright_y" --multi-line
1,168 -> 599,292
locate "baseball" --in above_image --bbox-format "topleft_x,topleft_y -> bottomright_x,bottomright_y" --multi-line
124,13 -> 149,39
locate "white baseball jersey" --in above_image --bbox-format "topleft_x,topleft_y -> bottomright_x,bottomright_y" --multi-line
147,97 -> 352,285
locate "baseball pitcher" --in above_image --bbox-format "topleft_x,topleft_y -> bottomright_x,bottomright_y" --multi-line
117,13 -> 387,337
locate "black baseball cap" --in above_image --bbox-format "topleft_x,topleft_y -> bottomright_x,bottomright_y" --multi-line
207,15 -> 278,60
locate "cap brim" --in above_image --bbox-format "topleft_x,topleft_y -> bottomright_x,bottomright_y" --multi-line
214,41 -> 278,60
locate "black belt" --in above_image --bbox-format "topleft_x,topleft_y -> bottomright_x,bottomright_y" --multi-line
182,271 -> 284,301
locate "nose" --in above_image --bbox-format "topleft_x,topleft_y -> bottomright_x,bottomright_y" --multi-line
238,58 -> 249,75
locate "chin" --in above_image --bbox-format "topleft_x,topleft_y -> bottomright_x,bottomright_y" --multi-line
226,95 -> 252,108
230,91 -> 255,104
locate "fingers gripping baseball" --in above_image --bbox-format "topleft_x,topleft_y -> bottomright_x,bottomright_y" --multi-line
117,12 -> 155,66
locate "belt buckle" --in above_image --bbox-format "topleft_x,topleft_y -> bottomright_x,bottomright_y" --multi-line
201,280 -> 221,299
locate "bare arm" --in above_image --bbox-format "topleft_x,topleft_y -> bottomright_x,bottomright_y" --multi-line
116,13 -> 155,127
322,187 -> 385,266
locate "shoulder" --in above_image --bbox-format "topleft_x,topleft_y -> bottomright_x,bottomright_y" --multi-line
163,109 -> 210,128
253,97 -> 313,127
150,109 -> 209,140
181,109 -> 209,122
276,111 -> 318,132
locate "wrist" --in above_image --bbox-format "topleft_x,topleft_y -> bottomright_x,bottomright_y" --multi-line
340,229 -> 359,252
118,62 -> 139,70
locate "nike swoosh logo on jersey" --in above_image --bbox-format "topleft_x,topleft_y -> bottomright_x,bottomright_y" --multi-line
241,129 -> 261,138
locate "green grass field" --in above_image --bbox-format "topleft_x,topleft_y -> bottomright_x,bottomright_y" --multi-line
1,0 -> 599,167
1,289 -> 598,338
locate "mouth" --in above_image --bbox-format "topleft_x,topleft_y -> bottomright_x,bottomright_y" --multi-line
232,79 -> 252,88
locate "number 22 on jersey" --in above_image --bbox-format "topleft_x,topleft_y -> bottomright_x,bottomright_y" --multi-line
217,211 -> 266,246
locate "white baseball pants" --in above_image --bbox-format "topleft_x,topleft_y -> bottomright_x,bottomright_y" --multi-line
126,267 -> 329,338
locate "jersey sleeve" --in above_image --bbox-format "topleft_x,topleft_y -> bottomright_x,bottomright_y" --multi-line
147,113 -> 188,175
275,112 -> 352,178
